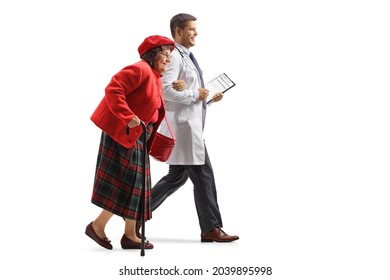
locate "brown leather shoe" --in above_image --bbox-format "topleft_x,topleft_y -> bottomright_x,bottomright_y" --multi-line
201,228 -> 239,242
85,222 -> 113,250
120,234 -> 154,249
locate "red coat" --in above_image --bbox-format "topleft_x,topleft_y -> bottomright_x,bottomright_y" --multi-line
91,60 -> 165,149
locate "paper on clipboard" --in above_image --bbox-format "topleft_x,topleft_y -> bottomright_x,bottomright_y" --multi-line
206,73 -> 236,105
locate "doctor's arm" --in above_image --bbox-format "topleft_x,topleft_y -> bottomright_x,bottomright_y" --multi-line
162,58 -> 198,105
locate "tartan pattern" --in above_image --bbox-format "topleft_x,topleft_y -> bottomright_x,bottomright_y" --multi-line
91,124 -> 153,221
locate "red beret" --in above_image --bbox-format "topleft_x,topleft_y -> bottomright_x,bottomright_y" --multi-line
138,35 -> 175,57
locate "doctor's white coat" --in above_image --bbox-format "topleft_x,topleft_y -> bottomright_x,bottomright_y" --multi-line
159,45 -> 206,165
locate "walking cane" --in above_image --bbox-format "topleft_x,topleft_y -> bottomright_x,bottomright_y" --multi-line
139,121 -> 147,256
126,121 -> 147,256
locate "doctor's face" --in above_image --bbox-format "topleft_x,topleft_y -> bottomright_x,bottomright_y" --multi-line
177,20 -> 198,49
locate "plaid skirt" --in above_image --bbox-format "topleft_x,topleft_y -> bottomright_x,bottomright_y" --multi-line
91,123 -> 154,221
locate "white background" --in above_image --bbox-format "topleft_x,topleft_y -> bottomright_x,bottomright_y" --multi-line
1,0 -> 389,279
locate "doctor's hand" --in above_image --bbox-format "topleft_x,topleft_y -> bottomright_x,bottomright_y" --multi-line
172,80 -> 186,91
127,116 -> 141,128
211,92 -> 224,103
198,88 -> 209,101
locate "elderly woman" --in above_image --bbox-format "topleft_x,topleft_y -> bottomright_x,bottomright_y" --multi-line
85,35 -> 183,250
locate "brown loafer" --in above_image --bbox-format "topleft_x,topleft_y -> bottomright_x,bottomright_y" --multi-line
201,228 -> 239,242
120,234 -> 154,250
85,222 -> 113,250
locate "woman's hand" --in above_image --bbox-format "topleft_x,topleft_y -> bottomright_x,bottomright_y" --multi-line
127,116 -> 141,128
172,80 -> 186,91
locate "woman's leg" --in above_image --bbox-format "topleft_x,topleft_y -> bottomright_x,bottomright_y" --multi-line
124,219 -> 141,243
92,209 -> 114,239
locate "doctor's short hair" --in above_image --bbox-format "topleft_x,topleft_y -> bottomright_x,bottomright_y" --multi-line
170,13 -> 197,38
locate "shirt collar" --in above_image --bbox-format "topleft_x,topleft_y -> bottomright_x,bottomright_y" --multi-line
175,43 -> 190,56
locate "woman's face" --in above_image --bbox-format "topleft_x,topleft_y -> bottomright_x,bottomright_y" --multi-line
153,46 -> 172,74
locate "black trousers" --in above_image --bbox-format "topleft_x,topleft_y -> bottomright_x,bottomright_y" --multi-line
151,146 -> 223,232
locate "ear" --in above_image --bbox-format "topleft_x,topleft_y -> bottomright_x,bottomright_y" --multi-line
175,27 -> 181,37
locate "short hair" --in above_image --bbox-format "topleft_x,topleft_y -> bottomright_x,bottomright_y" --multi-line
170,13 -> 197,38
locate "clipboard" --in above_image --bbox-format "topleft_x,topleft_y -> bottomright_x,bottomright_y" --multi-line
205,73 -> 236,105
